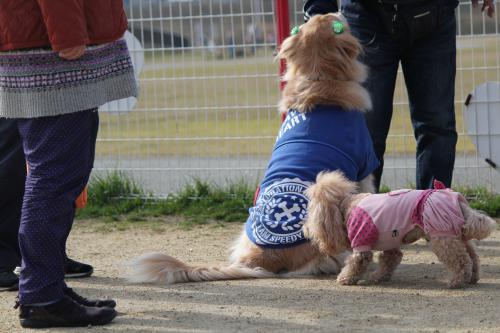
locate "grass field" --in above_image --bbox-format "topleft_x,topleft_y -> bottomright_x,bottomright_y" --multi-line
96,36 -> 500,158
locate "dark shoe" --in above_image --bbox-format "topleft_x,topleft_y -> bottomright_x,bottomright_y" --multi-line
18,295 -> 117,328
65,288 -> 116,308
0,270 -> 18,291
65,258 -> 93,278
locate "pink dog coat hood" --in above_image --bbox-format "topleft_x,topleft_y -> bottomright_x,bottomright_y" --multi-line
347,186 -> 467,252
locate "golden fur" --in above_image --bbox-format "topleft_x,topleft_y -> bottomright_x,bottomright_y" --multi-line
127,13 -> 374,285
304,170 -> 498,289
278,14 -> 371,114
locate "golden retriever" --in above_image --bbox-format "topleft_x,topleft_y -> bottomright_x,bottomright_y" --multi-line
128,13 -> 379,284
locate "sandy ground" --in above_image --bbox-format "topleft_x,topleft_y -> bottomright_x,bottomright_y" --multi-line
1,220 -> 500,333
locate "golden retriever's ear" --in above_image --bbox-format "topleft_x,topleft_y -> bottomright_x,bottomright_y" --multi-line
303,171 -> 355,255
333,31 -> 362,61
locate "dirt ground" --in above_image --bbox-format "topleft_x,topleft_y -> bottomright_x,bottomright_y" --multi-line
1,220 -> 499,333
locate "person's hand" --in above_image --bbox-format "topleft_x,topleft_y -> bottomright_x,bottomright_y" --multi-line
472,0 -> 495,18
58,45 -> 86,60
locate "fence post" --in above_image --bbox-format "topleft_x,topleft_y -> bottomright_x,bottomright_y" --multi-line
276,0 -> 290,91
276,0 -> 290,122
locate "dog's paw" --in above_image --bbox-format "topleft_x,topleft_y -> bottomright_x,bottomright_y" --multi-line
448,279 -> 467,289
336,275 -> 358,285
469,274 -> 480,285
370,271 -> 392,284
468,267 -> 480,284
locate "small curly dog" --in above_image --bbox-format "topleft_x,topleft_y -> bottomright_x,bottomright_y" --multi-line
303,171 -> 497,289
128,13 -> 381,284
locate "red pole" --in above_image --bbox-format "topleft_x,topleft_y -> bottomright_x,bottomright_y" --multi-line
276,0 -> 290,90
275,0 -> 290,121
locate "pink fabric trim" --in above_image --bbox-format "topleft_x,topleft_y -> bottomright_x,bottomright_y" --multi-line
352,245 -> 372,253
347,207 -> 379,251
411,180 -> 448,227
433,180 -> 446,189
410,190 -> 433,228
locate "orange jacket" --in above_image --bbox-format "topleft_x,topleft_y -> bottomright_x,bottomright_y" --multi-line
0,0 -> 127,52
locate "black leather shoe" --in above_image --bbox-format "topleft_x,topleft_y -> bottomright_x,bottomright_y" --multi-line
18,295 -> 117,328
0,270 -> 18,291
15,258 -> 94,279
64,258 -> 93,278
65,288 -> 116,308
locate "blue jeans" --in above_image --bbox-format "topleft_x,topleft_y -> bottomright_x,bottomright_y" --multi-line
343,3 -> 458,190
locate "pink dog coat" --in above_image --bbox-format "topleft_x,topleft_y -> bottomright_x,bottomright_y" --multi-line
346,187 -> 467,252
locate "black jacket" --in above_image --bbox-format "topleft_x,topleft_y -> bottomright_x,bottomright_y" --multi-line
303,0 -> 339,21
303,0 -> 459,21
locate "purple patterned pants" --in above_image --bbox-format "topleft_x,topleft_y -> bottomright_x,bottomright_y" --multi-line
16,109 -> 99,304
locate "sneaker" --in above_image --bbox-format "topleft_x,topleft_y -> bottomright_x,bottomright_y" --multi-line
18,295 -> 117,328
64,258 -> 93,278
65,288 -> 116,308
14,258 -> 94,279
0,270 -> 18,292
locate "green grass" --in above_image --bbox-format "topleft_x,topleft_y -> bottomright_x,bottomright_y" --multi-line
77,173 -> 500,229
76,171 -> 256,226
456,186 -> 500,218
96,36 -> 499,158
76,172 -> 146,221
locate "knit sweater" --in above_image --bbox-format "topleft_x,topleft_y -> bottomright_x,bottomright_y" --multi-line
0,39 -> 137,118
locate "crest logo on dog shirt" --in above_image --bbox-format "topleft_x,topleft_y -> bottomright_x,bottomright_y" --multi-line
248,178 -> 310,247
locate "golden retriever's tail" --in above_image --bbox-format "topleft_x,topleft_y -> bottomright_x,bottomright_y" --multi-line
127,253 -> 274,284
460,201 -> 498,240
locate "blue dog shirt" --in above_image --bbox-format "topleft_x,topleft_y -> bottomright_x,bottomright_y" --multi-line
246,106 -> 379,248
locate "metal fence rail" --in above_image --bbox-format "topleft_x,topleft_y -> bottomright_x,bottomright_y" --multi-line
93,0 -> 500,195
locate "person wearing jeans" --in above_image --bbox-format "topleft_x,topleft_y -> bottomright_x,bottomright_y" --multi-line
303,0 -> 495,191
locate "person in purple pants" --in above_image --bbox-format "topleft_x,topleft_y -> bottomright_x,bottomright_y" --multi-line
0,0 -> 137,328
1,119 -> 96,293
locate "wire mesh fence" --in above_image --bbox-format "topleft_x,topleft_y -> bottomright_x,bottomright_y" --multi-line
93,0 -> 500,196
